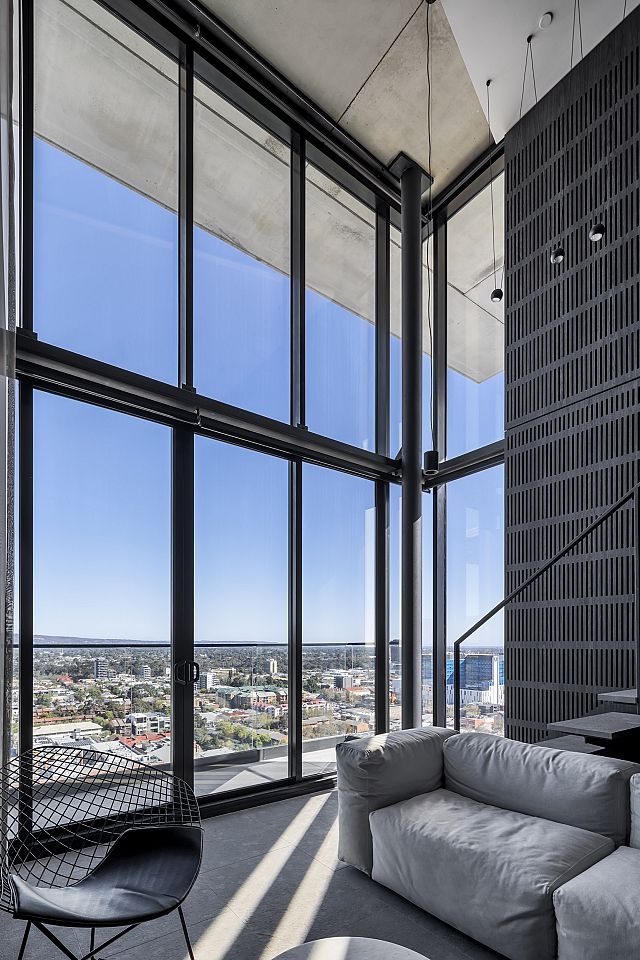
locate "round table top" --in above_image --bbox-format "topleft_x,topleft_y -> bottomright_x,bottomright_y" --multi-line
273,937 -> 429,960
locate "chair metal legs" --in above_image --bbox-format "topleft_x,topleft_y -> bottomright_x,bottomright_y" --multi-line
178,905 -> 195,960
17,922 -> 31,960
14,912 -> 194,960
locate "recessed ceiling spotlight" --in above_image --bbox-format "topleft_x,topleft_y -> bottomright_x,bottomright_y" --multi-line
550,244 -> 565,265
589,222 -> 605,243
491,288 -> 504,303
539,12 -> 553,29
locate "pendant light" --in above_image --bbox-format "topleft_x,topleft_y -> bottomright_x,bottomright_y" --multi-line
486,79 -> 503,305
552,0 -> 583,265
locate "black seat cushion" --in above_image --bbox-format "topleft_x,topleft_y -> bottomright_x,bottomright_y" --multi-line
11,824 -> 203,927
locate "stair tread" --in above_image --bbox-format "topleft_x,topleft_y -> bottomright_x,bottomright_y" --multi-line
547,712 -> 640,741
598,689 -> 638,704
542,735 -> 605,755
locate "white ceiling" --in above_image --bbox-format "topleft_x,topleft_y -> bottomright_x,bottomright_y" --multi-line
442,0 -> 640,141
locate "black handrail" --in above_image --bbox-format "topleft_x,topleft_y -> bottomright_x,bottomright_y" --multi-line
453,482 -> 640,731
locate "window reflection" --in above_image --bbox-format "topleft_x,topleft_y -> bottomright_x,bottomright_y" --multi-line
447,173 -> 504,457
33,0 -> 179,382
306,167 -> 375,449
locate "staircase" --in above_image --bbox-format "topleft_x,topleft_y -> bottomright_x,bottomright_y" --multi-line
452,483 -> 640,742
545,704 -> 640,760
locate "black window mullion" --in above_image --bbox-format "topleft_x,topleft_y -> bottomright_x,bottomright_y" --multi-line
18,381 -> 33,757
21,0 -> 34,336
178,40 -> 194,390
289,131 -> 305,780
171,426 -> 194,786
375,479 -> 390,733
288,459 -> 303,781
375,207 -> 390,457
432,212 -> 447,728
374,205 -> 390,733
291,131 -> 305,428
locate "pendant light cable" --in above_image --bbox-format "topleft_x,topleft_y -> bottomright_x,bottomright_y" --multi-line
518,41 -> 531,121
560,0 -> 582,244
486,80 -> 498,292
425,0 -> 435,445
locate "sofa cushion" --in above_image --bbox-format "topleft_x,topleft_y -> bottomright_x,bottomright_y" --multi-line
443,732 -> 640,846
336,727 -> 455,875
370,788 -> 614,960
554,845 -> 640,960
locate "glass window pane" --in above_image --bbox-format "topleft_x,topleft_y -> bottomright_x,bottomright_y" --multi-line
33,0 -> 179,381
423,237 -> 434,455
302,465 -> 375,774
390,227 -> 402,457
446,465 -> 504,734
306,167 -> 375,449
32,393 -> 171,758
193,80 -> 290,420
447,173 -> 504,458
389,486 -> 434,729
390,230 -> 434,457
194,438 -> 288,795
389,484 -> 401,730
422,491 -> 434,726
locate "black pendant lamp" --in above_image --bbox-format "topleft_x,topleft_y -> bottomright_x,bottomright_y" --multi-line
485,79 -> 503,305
552,0 -> 583,265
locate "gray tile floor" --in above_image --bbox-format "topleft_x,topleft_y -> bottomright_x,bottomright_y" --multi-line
1,789 -> 503,960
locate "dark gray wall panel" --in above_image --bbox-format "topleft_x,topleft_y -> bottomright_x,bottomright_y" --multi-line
504,11 -> 640,742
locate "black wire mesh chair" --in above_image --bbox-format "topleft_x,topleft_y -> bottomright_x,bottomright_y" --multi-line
0,747 -> 203,960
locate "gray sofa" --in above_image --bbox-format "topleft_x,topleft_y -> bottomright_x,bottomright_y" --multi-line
336,727 -> 640,960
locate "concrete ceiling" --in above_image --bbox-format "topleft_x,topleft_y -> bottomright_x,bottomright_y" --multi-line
35,0 -> 503,387
200,0 -> 488,197
442,0 -> 640,141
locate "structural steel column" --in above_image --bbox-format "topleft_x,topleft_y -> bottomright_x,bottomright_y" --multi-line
391,153 -> 430,729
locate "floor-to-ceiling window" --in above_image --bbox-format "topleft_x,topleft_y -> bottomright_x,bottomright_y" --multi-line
305,167 -> 376,449
194,439 -> 288,795
302,465 -> 376,773
33,0 -> 179,382
17,0 -> 402,803
446,466 -> 504,732
31,393 -> 172,758
193,79 -> 290,421
447,174 -> 504,459
15,0 -> 506,804
437,170 -> 505,734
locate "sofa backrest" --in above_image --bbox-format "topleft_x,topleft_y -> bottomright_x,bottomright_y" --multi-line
630,774 -> 640,847
443,733 -> 640,846
336,726 -> 455,875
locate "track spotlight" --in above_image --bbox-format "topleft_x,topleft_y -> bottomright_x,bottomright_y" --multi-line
589,223 -> 605,242
550,245 -> 565,265
491,288 -> 504,303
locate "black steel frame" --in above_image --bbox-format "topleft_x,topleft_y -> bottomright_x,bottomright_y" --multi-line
14,0 -> 505,813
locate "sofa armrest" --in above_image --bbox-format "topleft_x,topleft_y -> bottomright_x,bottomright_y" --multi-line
630,774 -> 640,848
336,726 -> 456,875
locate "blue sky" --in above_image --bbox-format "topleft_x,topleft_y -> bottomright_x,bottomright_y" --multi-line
31,138 -> 504,650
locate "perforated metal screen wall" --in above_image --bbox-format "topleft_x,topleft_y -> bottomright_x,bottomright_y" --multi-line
504,10 -> 640,741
